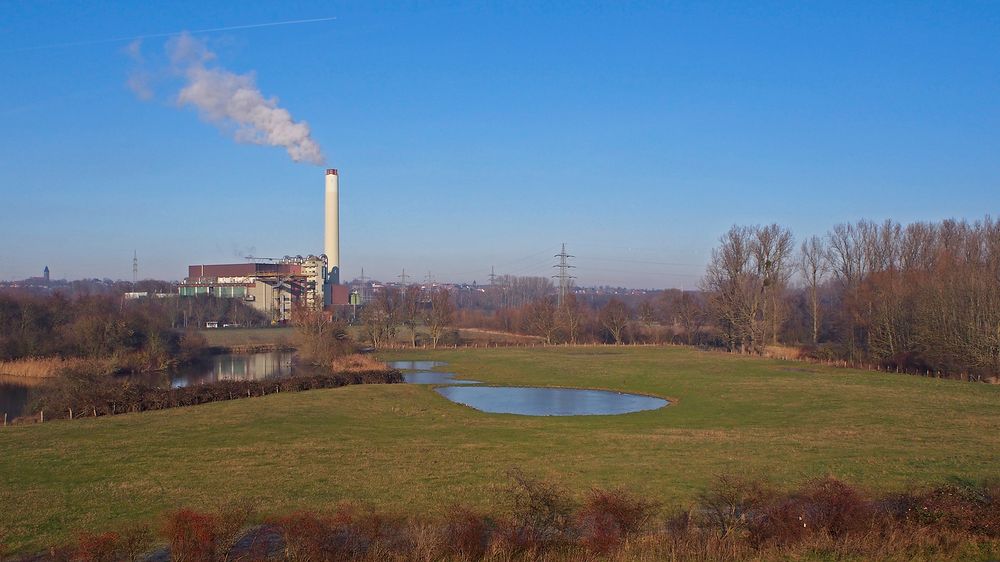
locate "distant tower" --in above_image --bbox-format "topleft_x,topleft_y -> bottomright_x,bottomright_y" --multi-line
43,266 -> 49,283
552,243 -> 575,306
132,250 -> 138,286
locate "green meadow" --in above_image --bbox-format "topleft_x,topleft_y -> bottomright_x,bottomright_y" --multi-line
1,346 -> 997,552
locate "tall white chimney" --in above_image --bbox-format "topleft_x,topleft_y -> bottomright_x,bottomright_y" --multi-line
324,168 -> 340,284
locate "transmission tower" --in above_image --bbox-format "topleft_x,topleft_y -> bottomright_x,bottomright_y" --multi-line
359,267 -> 370,303
488,266 -> 497,287
132,250 -> 138,286
398,268 -> 409,286
552,243 -> 575,306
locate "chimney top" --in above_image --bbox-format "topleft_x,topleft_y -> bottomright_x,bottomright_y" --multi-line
326,168 -> 338,176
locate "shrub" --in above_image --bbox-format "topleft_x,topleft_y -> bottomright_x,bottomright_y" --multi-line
441,505 -> 490,560
498,469 -> 576,553
72,531 -> 121,562
72,525 -> 151,561
899,480 -> 1000,537
272,511 -> 339,561
24,367 -> 403,422
697,474 -> 773,538
214,500 -> 257,559
577,487 -> 659,554
797,476 -> 872,537
329,354 -> 388,374
162,509 -> 219,562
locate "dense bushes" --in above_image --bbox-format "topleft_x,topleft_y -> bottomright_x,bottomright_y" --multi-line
22,475 -> 999,561
0,293 -> 219,371
292,309 -> 354,365
0,292 -> 266,367
23,367 -> 403,422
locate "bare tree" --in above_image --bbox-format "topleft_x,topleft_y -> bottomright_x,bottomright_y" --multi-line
703,226 -> 762,352
361,287 -> 401,349
799,235 -> 829,344
292,307 -> 351,365
599,298 -> 630,345
525,297 -> 558,344
753,224 -> 795,346
400,285 -> 422,346
425,288 -> 454,348
557,293 -> 585,344
663,291 -> 706,345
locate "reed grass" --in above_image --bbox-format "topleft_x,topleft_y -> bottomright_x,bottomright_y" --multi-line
0,357 -> 80,378
330,354 -> 391,373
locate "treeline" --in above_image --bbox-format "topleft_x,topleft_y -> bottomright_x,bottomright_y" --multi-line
0,292 -> 268,368
704,217 -> 1000,378
445,217 -> 998,379
453,291 -> 709,346
16,473 -> 1000,561
360,286 -> 456,348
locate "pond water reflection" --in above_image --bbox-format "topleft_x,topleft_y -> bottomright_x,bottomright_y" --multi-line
0,351 -> 297,419
388,361 -> 481,385
435,386 -> 668,416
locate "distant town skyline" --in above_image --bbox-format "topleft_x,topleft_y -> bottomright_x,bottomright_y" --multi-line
2,2 -> 998,288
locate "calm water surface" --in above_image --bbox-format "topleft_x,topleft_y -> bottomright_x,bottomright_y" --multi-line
435,386 -> 668,416
388,360 -> 481,385
0,351 -> 297,418
1,356 -> 669,419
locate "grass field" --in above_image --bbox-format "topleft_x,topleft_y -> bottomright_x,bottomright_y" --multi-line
0,346 -> 998,553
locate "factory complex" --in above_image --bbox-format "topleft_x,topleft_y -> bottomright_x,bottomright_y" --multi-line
177,169 -> 349,323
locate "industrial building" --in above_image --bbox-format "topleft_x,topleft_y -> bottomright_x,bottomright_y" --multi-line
177,169 -> 349,322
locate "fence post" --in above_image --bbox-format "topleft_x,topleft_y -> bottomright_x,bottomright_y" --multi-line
3,412 -> 6,427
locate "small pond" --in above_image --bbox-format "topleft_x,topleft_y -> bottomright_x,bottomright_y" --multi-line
391,360 -> 668,416
436,386 -> 668,416
388,361 -> 481,385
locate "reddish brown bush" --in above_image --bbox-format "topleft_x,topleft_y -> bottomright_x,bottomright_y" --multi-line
441,505 -> 489,560
271,511 -> 338,561
796,476 -> 873,537
577,487 -> 658,553
162,509 -> 219,562
72,531 -> 121,562
898,480 -> 1000,537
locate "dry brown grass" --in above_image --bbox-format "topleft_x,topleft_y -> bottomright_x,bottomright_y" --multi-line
330,354 -> 391,374
763,345 -> 802,360
0,357 -> 83,378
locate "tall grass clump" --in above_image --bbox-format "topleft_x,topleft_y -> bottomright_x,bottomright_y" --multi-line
330,354 -> 389,374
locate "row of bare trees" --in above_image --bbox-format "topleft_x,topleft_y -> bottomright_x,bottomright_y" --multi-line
453,292 -> 701,346
361,286 -> 455,348
0,293 -> 218,368
704,217 -> 1000,377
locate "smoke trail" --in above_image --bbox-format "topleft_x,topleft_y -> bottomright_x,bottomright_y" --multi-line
161,33 -> 324,165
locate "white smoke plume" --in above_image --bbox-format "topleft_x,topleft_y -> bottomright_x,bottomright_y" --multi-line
139,33 -> 325,165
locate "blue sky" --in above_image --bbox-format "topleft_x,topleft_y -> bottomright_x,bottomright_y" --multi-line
1,2 -> 998,288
